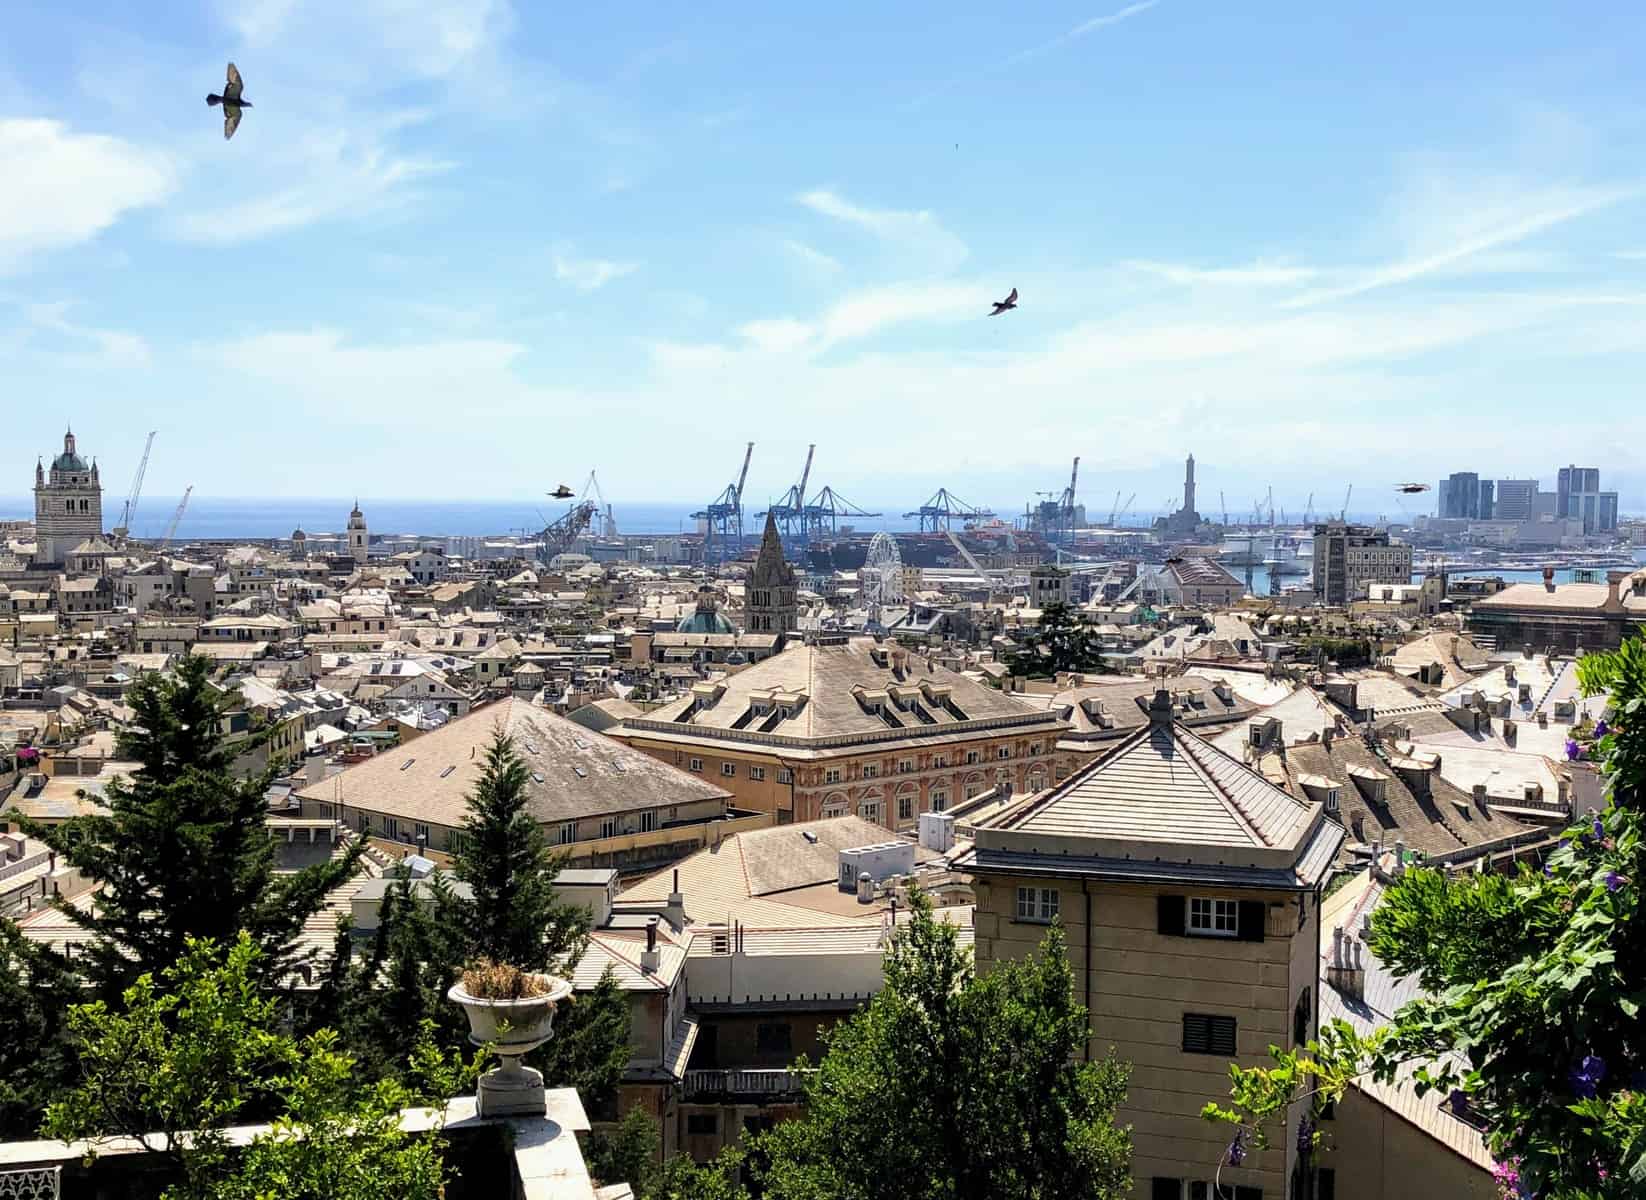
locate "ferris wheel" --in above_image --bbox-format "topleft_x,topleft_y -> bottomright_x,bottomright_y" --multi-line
863,532 -> 904,617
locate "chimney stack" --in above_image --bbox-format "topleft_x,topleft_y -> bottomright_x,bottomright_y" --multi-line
664,869 -> 685,931
1149,687 -> 1174,726
856,871 -> 874,904
1326,924 -> 1366,1000
641,917 -> 660,973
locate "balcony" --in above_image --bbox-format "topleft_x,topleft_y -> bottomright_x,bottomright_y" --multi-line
683,1069 -> 813,1101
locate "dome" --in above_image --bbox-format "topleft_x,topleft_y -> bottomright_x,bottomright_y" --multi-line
52,450 -> 89,473
676,585 -> 737,635
291,528 -> 307,541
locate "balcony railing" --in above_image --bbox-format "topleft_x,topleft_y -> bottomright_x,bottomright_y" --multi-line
683,1069 -> 813,1100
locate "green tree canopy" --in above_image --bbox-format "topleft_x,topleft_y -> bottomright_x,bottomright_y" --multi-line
453,728 -> 591,970
1207,634 -> 1646,1199
43,932 -> 471,1200
1008,601 -> 1110,679
22,655 -> 360,995
751,889 -> 1132,1200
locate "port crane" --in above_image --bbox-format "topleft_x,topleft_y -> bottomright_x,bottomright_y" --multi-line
1340,484 -> 1353,521
158,485 -> 192,552
1111,493 -> 1136,527
691,442 -> 754,566
1219,491 -> 1228,527
1303,492 -> 1315,524
904,488 -> 994,533
802,486 -> 880,540
113,430 -> 156,540
758,444 -> 814,546
582,471 -> 618,538
1029,456 -> 1080,543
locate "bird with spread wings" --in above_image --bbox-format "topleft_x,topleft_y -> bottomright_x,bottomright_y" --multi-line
206,62 -> 251,140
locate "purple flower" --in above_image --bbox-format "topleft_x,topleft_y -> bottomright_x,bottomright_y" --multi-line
1606,871 -> 1626,893
1226,1128 -> 1247,1166
1571,1054 -> 1606,1099
1297,1113 -> 1314,1157
1543,861 -> 1554,877
1594,719 -> 1609,738
1593,813 -> 1605,841
1447,1089 -> 1469,1117
1565,739 -> 1582,761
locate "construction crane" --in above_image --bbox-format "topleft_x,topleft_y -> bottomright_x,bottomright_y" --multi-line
158,485 -> 192,552
1219,491 -> 1229,527
539,501 -> 598,563
1060,456 -> 1080,541
1266,486 -> 1275,529
691,442 -> 753,566
1106,489 -> 1122,527
1114,493 -> 1137,526
1303,492 -> 1315,524
757,444 -> 815,546
581,471 -> 617,538
113,430 -> 156,540
944,529 -> 1011,584
1340,484 -> 1353,521
1028,457 -> 1081,543
903,488 -> 994,533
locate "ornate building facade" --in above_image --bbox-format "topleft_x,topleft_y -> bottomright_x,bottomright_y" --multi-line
33,430 -> 103,567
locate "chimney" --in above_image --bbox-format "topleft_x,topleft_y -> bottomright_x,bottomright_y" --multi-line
1322,724 -> 1334,750
1472,782 -> 1488,811
641,917 -> 660,973
1393,838 -> 1406,876
1326,924 -> 1365,1001
856,870 -> 874,904
1606,571 -> 1625,610
664,869 -> 685,931
1148,687 -> 1174,726
1503,719 -> 1517,746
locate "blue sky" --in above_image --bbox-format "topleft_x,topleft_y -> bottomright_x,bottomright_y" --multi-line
3,1 -> 1645,518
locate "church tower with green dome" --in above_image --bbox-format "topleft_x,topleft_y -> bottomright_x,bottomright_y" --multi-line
32,428 -> 103,567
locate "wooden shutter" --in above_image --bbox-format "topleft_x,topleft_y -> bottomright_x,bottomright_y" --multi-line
1157,894 -> 1186,936
1237,900 -> 1266,942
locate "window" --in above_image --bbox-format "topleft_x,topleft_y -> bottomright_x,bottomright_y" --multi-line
898,759 -> 914,774
777,768 -> 793,784
558,821 -> 576,845
1181,1013 -> 1238,1056
862,763 -> 878,779
899,795 -> 913,821
720,762 -> 736,778
965,750 -> 980,765
414,822 -> 429,845
930,790 -> 947,812
1325,787 -> 1340,814
384,817 -> 399,839
824,768 -> 842,784
1189,897 -> 1239,938
689,757 -> 703,773
1028,742 -> 1042,756
599,817 -> 620,839
1015,886 -> 1059,923
997,747 -> 1010,760
1293,988 -> 1311,1047
640,810 -> 658,833
860,800 -> 882,824
750,766 -> 766,781
933,755 -> 948,768
686,1113 -> 719,1136
756,1023 -> 792,1055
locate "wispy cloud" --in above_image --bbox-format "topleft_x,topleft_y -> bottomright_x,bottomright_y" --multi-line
0,119 -> 175,274
782,238 -> 843,279
21,300 -> 150,366
796,189 -> 968,273
914,0 -> 1159,105
1001,0 -> 1161,70
1284,178 -> 1639,308
1126,258 -> 1317,287
553,250 -> 639,291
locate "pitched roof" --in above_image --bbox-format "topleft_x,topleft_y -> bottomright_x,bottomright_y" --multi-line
294,698 -> 730,827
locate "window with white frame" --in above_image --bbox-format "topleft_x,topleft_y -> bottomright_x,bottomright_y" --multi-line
1015,886 -> 1059,923
930,789 -> 947,811
720,762 -> 736,778
997,747 -> 1010,760
860,800 -> 882,824
750,766 -> 766,781
689,757 -> 703,773
599,816 -> 620,839
777,768 -> 793,784
898,795 -> 913,821
557,821 -> 576,845
824,768 -> 842,784
966,750 -> 980,765
1188,897 -> 1239,937
862,763 -> 879,779
640,810 -> 658,833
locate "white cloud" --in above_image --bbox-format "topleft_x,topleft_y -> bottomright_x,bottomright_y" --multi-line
0,119 -> 174,273
796,188 -> 968,273
1125,259 -> 1317,287
737,318 -> 814,354
22,300 -> 150,367
1002,0 -> 1160,69
1285,174 -> 1638,308
227,0 -> 515,80
169,129 -> 451,245
782,239 -> 843,279
552,250 -> 639,291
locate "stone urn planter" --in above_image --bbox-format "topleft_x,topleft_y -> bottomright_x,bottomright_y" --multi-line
449,969 -> 573,1117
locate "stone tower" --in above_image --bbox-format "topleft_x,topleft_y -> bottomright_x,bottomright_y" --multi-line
33,429 -> 103,566
1183,453 -> 1196,518
347,502 -> 369,566
745,512 -> 797,636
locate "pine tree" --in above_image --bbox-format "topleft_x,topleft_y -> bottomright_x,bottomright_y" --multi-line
0,923 -> 77,1137
452,728 -> 590,969
22,655 -> 361,996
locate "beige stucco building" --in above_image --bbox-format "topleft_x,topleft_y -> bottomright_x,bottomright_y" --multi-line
957,690 -> 1343,1200
613,635 -> 1073,831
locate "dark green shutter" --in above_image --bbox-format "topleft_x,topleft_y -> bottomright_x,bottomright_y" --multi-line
1158,894 -> 1186,936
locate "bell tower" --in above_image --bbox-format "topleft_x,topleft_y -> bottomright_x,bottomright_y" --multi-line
33,428 -> 103,566
347,502 -> 369,566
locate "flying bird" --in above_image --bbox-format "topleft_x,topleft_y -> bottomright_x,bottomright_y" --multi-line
206,62 -> 251,140
549,485 -> 575,499
1396,483 -> 1432,495
989,287 -> 1018,316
